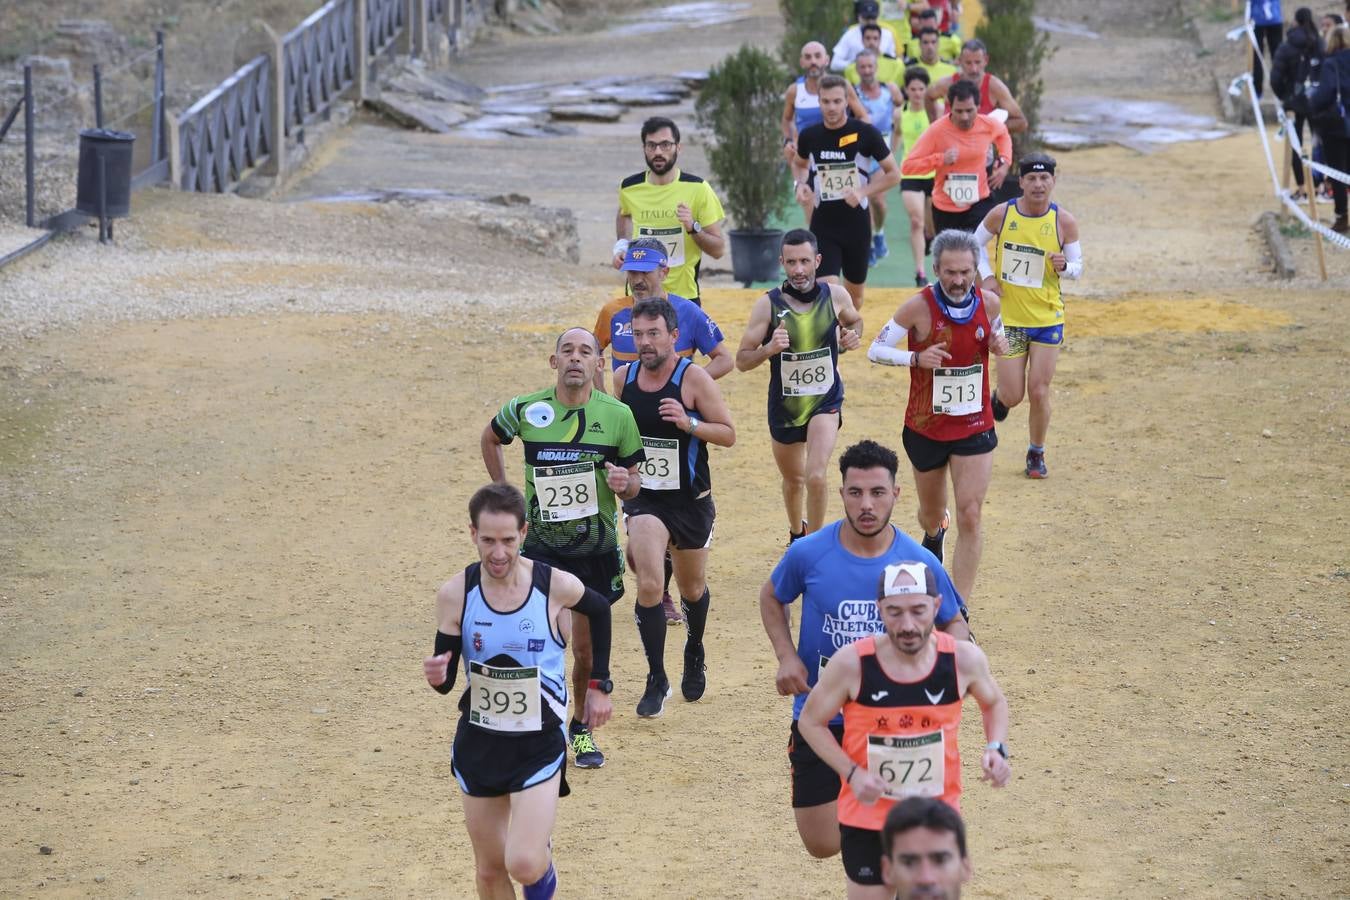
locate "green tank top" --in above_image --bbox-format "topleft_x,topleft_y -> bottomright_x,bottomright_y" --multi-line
765,283 -> 844,428
490,387 -> 645,557
899,104 -> 935,180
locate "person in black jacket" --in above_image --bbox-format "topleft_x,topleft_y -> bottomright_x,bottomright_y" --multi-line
1271,8 -> 1324,198
1310,24 -> 1350,232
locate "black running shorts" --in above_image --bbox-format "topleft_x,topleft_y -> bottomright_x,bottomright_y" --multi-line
525,546 -> 625,603
789,720 -> 846,808
839,824 -> 885,885
769,407 -> 841,446
810,209 -> 872,285
624,493 -> 716,550
451,723 -> 570,798
902,426 -> 998,473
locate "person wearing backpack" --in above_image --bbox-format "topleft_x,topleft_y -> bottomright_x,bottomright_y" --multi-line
1270,7 -> 1324,199
1310,24 -> 1350,233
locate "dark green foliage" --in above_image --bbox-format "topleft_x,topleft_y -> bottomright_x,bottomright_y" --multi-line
975,0 -> 1054,157
778,0 -> 854,70
694,44 -> 792,231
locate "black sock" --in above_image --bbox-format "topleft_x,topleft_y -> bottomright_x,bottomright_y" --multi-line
663,553 -> 673,594
635,601 -> 667,680
681,589 -> 710,647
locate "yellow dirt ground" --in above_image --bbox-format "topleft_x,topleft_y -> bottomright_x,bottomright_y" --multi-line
2,73 -> 1349,900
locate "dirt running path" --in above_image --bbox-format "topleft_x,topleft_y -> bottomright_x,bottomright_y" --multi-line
2,1 -> 1348,898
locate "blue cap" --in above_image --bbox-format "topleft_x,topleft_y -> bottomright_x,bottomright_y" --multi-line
621,243 -> 668,271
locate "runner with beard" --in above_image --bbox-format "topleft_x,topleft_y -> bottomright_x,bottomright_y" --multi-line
797,560 -> 1009,898
614,117 -> 726,307
736,229 -> 863,542
866,230 -> 1008,605
759,439 -> 968,862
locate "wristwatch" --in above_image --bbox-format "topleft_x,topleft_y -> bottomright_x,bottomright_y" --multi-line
686,415 -> 701,434
688,220 -> 702,235
986,741 -> 1010,759
588,678 -> 614,694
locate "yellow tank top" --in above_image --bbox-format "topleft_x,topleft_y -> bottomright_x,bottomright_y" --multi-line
899,104 -> 934,180
993,201 -> 1063,327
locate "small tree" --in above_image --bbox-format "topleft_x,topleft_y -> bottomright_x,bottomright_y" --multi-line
778,0 -> 854,70
975,0 -> 1054,157
694,44 -> 791,232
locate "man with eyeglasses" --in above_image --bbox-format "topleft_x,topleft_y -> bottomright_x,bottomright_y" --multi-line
613,116 -> 727,308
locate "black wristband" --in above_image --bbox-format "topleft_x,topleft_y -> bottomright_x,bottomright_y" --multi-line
431,631 -> 462,695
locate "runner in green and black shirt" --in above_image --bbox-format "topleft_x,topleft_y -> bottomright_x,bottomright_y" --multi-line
482,327 -> 644,769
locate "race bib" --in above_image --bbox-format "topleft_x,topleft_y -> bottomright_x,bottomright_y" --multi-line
867,731 -> 945,799
532,462 -> 599,522
636,224 -> 686,268
1000,241 -> 1047,288
942,172 -> 979,208
931,364 -> 982,416
638,436 -> 680,491
817,161 -> 860,202
781,347 -> 835,397
468,661 -> 541,733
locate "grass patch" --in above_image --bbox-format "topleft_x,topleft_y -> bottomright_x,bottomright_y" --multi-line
1279,220 -> 1312,239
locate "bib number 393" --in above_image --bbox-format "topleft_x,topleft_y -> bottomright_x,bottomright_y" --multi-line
931,364 -> 982,416
468,662 -> 541,732
867,731 -> 944,799
638,436 -> 680,491
532,462 -> 598,522
781,347 -> 835,396
942,172 -> 979,208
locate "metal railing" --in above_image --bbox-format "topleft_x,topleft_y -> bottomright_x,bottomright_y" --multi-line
368,0 -> 407,58
175,56 -> 273,193
283,0 -> 358,138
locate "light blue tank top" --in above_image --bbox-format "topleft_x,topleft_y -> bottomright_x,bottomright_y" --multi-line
858,84 -> 895,138
460,560 -> 569,730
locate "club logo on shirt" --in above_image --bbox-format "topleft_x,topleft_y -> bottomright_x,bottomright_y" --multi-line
472,632 -> 484,652
525,401 -> 555,428
528,638 -> 545,652
1008,220 -> 1019,231
518,619 -> 535,633
823,599 -> 884,650
975,326 -> 986,341
839,133 -> 858,147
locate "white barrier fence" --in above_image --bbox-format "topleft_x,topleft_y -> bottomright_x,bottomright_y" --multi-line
1227,21 -> 1350,254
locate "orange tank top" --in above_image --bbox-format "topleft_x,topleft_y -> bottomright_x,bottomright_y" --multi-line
838,632 -> 964,829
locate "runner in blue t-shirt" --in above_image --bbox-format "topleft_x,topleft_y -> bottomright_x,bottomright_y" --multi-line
758,439 -> 968,862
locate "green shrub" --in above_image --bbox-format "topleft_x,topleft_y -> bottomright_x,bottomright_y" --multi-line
975,0 -> 1054,157
778,0 -> 854,70
694,44 -> 792,231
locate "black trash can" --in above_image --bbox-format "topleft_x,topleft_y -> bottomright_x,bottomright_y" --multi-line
76,128 -> 135,219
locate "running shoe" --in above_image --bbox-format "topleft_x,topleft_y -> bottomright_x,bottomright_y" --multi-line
681,641 -> 706,702
662,590 -> 682,625
789,519 -> 808,544
636,673 -> 672,718
1026,448 -> 1048,479
873,232 -> 889,262
1333,215 -> 1348,235
914,272 -> 927,287
991,391 -> 1009,422
868,243 -> 878,268
569,722 -> 605,769
921,508 -> 950,561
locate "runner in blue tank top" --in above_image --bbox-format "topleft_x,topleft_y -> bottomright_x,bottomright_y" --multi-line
758,440 -> 967,862
423,482 -> 616,900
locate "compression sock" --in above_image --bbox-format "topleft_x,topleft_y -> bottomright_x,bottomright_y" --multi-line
634,601 -> 667,679
663,552 -> 673,594
680,588 -> 711,646
522,862 -> 557,900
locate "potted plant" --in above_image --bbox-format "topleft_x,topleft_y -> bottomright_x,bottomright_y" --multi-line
695,44 -> 792,286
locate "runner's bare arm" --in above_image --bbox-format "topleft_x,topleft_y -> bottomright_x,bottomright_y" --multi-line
481,423 -> 507,482
990,76 -> 1028,134
845,82 -> 872,124
973,203 -> 1009,287
956,640 -> 1012,787
610,363 -> 630,397
702,340 -> 735,380
613,208 -> 632,268
758,579 -> 809,696
799,646 -> 887,803
865,153 -> 902,199
687,213 -> 727,260
781,84 -> 800,163
424,574 -> 466,692
1055,209 -> 1083,278
925,74 -> 952,120
736,293 -> 780,371
983,291 -> 1009,356
831,284 -> 863,352
675,366 -> 735,447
